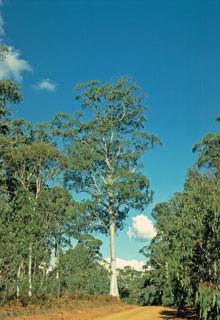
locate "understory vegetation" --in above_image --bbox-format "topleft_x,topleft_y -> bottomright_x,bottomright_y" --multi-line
0,48 -> 219,319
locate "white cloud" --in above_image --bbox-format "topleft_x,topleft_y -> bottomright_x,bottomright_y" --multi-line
0,2 -> 32,82
104,258 -> 145,271
35,79 -> 57,92
127,214 -> 156,241
0,46 -> 32,82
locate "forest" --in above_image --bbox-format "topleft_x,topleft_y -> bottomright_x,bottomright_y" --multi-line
0,46 -> 219,319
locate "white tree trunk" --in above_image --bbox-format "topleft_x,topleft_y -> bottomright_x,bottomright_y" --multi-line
55,245 -> 61,298
109,214 -> 119,297
16,265 -> 21,298
28,243 -> 32,297
16,258 -> 23,298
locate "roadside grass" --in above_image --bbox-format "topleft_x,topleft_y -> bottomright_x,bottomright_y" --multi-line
0,294 -> 124,318
0,295 -> 199,319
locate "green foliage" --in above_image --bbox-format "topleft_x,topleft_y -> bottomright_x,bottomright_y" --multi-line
59,235 -> 109,295
140,203 -> 175,306
118,266 -> 166,306
0,45 -> 9,61
166,173 -> 219,307
196,282 -> 220,320
51,76 -> 161,296
161,281 -> 174,306
193,115 -> 220,173
145,115 -> 220,314
0,81 -> 78,300
52,76 -> 161,233
0,80 -> 23,108
118,267 -> 146,305
1,76 -> 219,309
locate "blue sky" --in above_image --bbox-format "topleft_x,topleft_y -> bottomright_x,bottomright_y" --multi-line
1,0 -> 219,268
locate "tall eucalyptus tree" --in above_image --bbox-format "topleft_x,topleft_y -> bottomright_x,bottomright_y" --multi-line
52,77 -> 161,296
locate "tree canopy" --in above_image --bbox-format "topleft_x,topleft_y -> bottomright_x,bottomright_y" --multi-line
0,72 -> 219,320
144,115 -> 220,318
51,76 -> 161,296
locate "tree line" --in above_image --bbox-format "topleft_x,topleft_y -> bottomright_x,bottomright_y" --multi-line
141,115 -> 220,319
106,117 -> 220,319
0,66 -> 160,301
0,46 -> 219,318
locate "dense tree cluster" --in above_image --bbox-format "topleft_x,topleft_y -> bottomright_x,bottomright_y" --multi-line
0,79 -> 79,300
50,77 -> 160,296
143,116 -> 220,318
0,45 -> 219,318
0,62 -> 159,302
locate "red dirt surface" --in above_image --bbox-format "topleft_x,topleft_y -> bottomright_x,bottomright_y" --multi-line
0,295 -> 188,320
1,305 -> 180,320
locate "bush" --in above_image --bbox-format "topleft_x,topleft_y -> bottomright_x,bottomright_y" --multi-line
196,282 -> 220,320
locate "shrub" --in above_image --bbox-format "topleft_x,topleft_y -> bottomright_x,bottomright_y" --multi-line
196,282 -> 220,320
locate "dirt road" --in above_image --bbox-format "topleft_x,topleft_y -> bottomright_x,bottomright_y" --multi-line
6,304 -> 178,320
95,306 -> 177,319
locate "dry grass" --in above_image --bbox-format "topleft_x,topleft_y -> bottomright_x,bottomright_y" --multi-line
0,295 -> 197,320
0,294 -> 130,319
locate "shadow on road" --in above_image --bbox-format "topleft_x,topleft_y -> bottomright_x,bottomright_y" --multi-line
159,306 -> 198,319
159,309 -> 177,319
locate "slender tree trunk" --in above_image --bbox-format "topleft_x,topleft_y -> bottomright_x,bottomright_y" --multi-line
28,243 -> 32,297
3,282 -> 7,304
109,213 -> 119,297
56,264 -> 60,299
55,246 -> 60,280
45,268 -> 48,290
33,256 -> 37,278
16,258 -> 23,298
55,244 -> 61,298
165,261 -> 168,279
57,277 -> 61,299
213,261 -> 217,283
